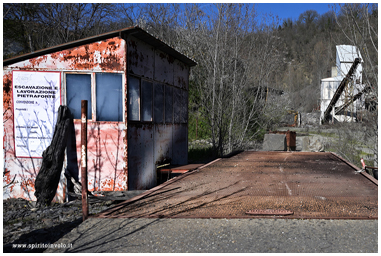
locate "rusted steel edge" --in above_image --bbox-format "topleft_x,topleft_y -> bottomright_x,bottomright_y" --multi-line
246,209 -> 294,216
330,152 -> 378,186
94,158 -> 222,218
197,158 -> 222,169
94,215 -> 377,220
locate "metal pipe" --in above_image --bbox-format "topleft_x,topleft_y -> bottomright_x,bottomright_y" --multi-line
81,100 -> 88,221
157,163 -> 171,169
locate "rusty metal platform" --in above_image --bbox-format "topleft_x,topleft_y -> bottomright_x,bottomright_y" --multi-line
96,151 -> 378,220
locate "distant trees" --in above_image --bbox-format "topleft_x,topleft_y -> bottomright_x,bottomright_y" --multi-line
3,3 -> 121,55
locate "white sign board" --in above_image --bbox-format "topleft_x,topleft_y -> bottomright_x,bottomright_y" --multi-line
13,71 -> 61,158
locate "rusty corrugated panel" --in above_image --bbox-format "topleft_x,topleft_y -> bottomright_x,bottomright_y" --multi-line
174,59 -> 189,90
127,124 -> 155,190
3,37 -> 127,202
154,50 -> 174,84
125,31 -> 190,190
171,124 -> 188,165
6,38 -> 125,72
3,70 -> 66,201
154,124 -> 173,166
126,27 -> 196,67
4,26 -> 196,68
127,36 -> 154,79
76,122 -> 125,192
3,72 -> 12,120
97,151 -> 377,220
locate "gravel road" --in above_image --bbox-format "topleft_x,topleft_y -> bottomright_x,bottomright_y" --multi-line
44,217 -> 377,253
3,191 -> 145,253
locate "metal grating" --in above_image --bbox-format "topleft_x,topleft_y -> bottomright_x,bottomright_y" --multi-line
96,151 -> 377,219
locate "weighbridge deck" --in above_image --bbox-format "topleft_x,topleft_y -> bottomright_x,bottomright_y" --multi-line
96,151 -> 377,220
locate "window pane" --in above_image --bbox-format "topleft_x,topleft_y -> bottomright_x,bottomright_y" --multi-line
154,83 -> 164,123
141,80 -> 153,122
128,76 -> 140,121
174,87 -> 181,123
96,73 -> 123,121
165,86 -> 173,123
66,74 -> 91,119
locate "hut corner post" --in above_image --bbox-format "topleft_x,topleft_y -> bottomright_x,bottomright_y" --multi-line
81,100 -> 88,221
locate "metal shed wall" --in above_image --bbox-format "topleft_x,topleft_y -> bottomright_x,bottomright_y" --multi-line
3,37 -> 127,202
4,26 -> 195,201
126,35 -> 189,190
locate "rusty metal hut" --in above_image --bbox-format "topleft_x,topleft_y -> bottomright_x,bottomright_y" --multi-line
3,26 -> 196,202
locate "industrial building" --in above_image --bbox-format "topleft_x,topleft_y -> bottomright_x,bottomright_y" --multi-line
3,26 -> 196,202
320,45 -> 365,123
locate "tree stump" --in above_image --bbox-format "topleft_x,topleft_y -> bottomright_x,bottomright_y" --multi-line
34,106 -> 72,207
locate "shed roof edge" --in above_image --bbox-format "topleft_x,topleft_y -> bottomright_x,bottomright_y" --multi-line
4,26 -> 197,67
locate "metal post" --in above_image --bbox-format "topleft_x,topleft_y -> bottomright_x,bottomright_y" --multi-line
81,100 -> 88,221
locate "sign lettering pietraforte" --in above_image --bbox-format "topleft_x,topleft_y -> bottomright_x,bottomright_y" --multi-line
13,71 -> 61,158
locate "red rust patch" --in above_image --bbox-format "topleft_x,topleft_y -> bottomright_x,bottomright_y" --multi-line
20,177 -> 35,194
3,73 -> 12,121
246,209 -> 294,216
3,169 -> 15,192
159,52 -> 175,64
28,55 -> 48,67
16,37 -> 125,72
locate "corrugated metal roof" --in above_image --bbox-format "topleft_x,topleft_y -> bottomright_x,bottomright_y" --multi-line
3,26 -> 197,67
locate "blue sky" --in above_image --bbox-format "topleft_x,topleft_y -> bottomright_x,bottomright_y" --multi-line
192,3 -> 335,25
255,3 -> 333,21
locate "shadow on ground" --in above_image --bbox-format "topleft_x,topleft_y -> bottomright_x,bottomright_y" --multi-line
4,218 -> 82,253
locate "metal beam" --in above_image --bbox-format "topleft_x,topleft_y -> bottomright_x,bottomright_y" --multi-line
335,85 -> 371,115
322,58 -> 361,123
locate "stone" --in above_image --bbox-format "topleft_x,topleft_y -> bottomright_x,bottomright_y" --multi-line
112,191 -> 125,197
13,222 -> 23,227
309,136 -> 325,152
20,227 -> 31,232
302,137 -> 310,151
29,212 -> 38,218
301,112 -> 321,127
263,134 -> 287,151
42,218 -> 54,227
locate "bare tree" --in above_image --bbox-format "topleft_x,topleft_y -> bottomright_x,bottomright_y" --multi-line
132,3 -> 181,46
176,3 -> 286,156
332,3 -> 378,166
4,3 -> 120,54
3,3 -> 41,53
